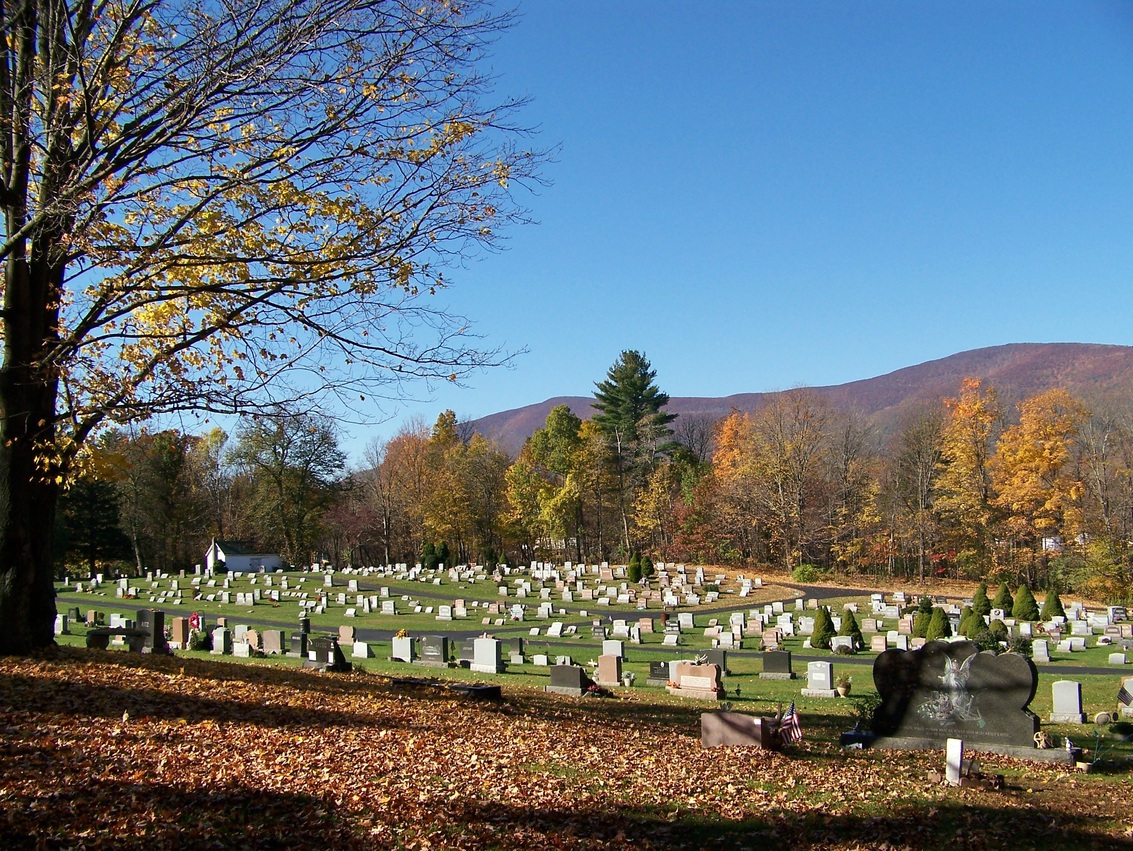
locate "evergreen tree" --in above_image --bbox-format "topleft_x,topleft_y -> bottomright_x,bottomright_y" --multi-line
912,609 -> 932,639
926,608 -> 952,641
56,478 -> 132,576
1041,589 -> 1067,621
992,582 -> 1014,612
918,596 -> 934,615
627,553 -> 642,583
839,607 -> 864,649
963,611 -> 986,640
592,351 -> 676,555
988,619 -> 1008,642
972,582 -> 992,616
640,554 -> 655,579
1012,584 -> 1041,621
958,605 -> 974,635
812,606 -> 836,650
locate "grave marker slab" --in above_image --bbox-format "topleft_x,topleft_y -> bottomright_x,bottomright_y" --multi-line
596,654 -> 622,687
701,711 -> 777,750
545,664 -> 591,696
872,640 -> 1040,751
761,650 -> 795,680
1050,680 -> 1085,723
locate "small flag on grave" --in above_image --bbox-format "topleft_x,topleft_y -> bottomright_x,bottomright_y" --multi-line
780,701 -> 803,745
1118,682 -> 1133,707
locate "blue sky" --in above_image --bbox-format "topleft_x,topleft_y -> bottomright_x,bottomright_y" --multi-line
342,0 -> 1133,460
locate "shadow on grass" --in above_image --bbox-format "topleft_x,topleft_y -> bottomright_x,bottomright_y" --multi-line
0,646 -> 462,730
0,780 -> 363,850
5,777 -> 1128,850
436,796 -> 1133,850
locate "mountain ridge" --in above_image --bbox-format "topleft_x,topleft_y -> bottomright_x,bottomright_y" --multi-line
470,343 -> 1133,455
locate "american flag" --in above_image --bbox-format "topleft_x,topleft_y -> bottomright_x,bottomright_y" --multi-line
780,701 -> 803,745
1119,682 -> 1132,707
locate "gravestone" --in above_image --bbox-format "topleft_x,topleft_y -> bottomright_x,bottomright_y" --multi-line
647,661 -> 671,687
135,609 -> 167,653
701,712 -> 776,749
288,633 -> 308,657
666,662 -> 724,700
760,650 -> 795,680
946,738 -> 963,786
1119,677 -> 1133,718
803,661 -> 836,698
419,635 -> 450,667
262,629 -> 285,655
471,637 -> 504,674
391,635 -> 415,663
872,640 -> 1040,752
545,665 -> 591,697
602,639 -> 626,659
596,654 -> 622,687
1033,639 -> 1050,663
870,634 -> 889,653
1050,680 -> 1085,723
170,616 -> 190,649
211,627 -> 232,655
305,636 -> 352,672
831,635 -> 855,653
704,648 -> 728,675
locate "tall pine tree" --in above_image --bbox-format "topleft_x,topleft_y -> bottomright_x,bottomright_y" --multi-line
592,351 -> 675,555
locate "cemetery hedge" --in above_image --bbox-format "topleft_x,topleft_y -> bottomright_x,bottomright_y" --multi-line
2,645 -> 1133,850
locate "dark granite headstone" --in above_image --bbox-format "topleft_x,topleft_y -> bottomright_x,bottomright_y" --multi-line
704,648 -> 728,675
135,609 -> 167,653
761,650 -> 795,679
288,632 -> 308,658
305,635 -> 352,672
545,664 -> 592,696
647,660 -> 670,686
872,640 -> 1038,749
419,635 -> 450,667
496,636 -> 524,657
591,626 -> 607,640
298,615 -> 311,635
458,638 -> 476,664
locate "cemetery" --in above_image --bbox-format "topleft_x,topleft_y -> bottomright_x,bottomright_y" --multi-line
23,563 -> 1133,847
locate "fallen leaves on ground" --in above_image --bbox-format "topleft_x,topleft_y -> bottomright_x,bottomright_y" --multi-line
1,648 -> 1131,849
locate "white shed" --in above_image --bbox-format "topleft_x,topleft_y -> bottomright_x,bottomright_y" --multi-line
205,539 -> 285,574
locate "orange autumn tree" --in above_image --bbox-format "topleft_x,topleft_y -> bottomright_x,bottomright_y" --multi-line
934,378 -> 1001,577
991,389 -> 1088,585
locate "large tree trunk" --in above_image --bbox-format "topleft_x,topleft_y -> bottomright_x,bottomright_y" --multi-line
0,249 -> 63,655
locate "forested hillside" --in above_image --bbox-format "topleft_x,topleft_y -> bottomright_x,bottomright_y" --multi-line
472,343 -> 1133,455
60,344 -> 1133,603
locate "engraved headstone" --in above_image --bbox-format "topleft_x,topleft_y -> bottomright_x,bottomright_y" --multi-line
1050,680 -> 1085,723
872,640 -> 1039,749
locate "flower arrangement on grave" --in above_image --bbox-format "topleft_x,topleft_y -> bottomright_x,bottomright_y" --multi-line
395,629 -> 408,639
835,673 -> 852,694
